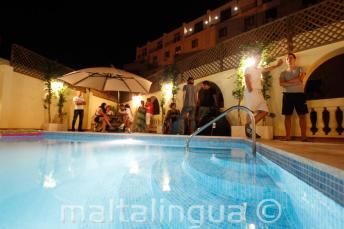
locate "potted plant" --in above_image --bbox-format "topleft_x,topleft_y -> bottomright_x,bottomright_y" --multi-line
54,83 -> 70,131
42,60 -> 69,131
231,42 -> 276,139
157,64 -> 180,133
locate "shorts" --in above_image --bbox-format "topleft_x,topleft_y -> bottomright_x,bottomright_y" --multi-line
244,90 -> 269,112
146,113 -> 153,125
282,93 -> 309,115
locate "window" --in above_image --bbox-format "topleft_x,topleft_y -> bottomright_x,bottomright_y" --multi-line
175,46 -> 182,54
152,56 -> 158,65
164,51 -> 170,58
142,48 -> 147,57
194,21 -> 204,33
220,8 -> 231,22
174,33 -> 181,43
157,40 -> 163,50
244,15 -> 255,31
265,8 -> 277,22
218,27 -> 228,38
191,39 -> 198,49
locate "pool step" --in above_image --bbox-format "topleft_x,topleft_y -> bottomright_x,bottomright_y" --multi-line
151,158 -> 293,228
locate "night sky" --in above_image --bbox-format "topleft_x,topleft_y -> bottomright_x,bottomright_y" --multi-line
0,1 -> 228,70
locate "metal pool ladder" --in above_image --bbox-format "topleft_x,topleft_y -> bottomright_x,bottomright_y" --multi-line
186,105 -> 256,156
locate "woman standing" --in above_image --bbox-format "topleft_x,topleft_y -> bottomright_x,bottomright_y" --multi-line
135,100 -> 146,132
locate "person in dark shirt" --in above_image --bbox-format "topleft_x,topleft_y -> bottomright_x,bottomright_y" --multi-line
197,80 -> 218,126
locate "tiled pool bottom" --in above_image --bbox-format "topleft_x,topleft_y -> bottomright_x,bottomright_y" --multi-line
0,132 -> 342,228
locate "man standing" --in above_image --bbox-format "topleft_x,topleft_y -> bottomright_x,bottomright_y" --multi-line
197,80 -> 218,126
178,77 -> 197,134
279,53 -> 308,141
71,91 -> 86,131
244,52 -> 283,138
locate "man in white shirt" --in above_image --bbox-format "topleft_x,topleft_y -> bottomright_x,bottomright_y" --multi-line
71,91 -> 86,131
244,52 -> 282,138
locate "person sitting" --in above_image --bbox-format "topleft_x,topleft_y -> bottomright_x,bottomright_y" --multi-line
163,102 -> 181,134
95,103 -> 114,132
106,105 -> 114,116
124,104 -> 134,132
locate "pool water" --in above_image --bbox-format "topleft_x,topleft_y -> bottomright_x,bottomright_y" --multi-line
0,136 -> 342,228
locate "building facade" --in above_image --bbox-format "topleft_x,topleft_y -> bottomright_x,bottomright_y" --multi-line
125,0 -> 322,74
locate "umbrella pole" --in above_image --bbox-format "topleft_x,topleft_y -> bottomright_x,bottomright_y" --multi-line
117,91 -> 120,110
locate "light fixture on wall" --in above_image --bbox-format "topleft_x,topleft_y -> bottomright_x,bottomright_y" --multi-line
234,0 -> 239,11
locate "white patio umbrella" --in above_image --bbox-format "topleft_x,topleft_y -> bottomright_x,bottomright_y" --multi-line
58,67 -> 152,95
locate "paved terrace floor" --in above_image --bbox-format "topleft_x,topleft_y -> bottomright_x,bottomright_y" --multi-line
259,139 -> 344,170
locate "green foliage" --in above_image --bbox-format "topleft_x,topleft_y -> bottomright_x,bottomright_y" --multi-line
232,42 -> 276,124
42,60 -> 67,123
160,64 -> 180,102
56,85 -> 70,123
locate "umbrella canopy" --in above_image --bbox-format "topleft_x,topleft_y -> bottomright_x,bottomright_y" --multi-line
58,67 -> 152,94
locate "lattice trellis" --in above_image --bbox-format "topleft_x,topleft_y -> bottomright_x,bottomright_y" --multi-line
10,44 -> 121,102
10,44 -> 73,79
175,0 -> 344,81
291,0 -> 344,51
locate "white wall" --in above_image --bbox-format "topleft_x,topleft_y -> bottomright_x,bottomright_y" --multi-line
140,40 -> 344,138
0,63 -> 117,130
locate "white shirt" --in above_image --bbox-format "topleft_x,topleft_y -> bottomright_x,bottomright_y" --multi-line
126,108 -> 133,122
73,96 -> 85,110
244,67 -> 263,92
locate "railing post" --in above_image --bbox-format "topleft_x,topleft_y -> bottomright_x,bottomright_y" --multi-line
285,15 -> 295,52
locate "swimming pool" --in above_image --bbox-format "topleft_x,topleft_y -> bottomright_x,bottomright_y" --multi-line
0,132 -> 343,228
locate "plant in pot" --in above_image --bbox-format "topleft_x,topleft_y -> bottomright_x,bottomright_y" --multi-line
55,82 -> 70,126
231,42 -> 276,139
42,60 -> 69,131
158,64 -> 180,133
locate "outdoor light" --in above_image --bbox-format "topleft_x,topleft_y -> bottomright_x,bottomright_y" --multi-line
234,6 -> 239,11
51,81 -> 64,95
205,20 -> 209,24
132,95 -> 142,107
214,16 -> 219,20
243,57 -> 256,69
162,82 -> 173,101
189,28 -> 193,32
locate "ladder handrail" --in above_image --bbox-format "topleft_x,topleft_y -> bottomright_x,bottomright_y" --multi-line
186,105 -> 256,156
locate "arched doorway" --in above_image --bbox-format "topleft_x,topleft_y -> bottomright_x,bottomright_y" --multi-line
150,96 -> 160,115
195,81 -> 225,108
305,54 -> 344,100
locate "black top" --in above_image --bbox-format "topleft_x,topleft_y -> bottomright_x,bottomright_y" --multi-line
198,88 -> 216,107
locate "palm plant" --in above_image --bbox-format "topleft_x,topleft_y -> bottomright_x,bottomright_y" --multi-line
42,60 -> 64,123
56,85 -> 69,123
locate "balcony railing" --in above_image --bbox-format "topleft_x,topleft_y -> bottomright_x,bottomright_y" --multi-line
175,0 -> 344,80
